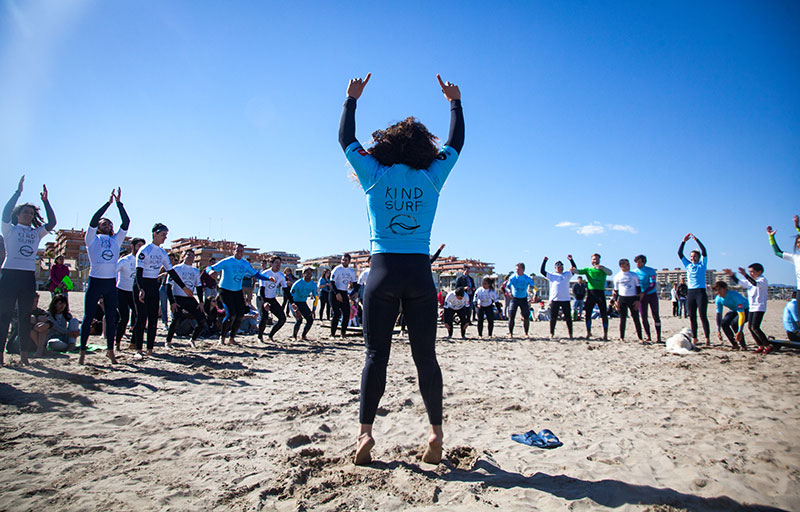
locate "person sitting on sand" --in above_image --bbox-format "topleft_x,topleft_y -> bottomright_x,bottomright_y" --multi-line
339,72 -> 463,465
41,294 -> 80,352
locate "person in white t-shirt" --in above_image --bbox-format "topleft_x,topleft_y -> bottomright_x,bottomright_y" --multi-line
540,257 -> 574,339
443,287 -> 470,339
256,255 -> 288,342
612,259 -> 644,343
724,264 -> 770,352
473,277 -> 499,337
330,253 -> 357,338
166,249 -> 208,349
1,176 -> 56,366
115,237 -> 146,350
79,188 -> 129,365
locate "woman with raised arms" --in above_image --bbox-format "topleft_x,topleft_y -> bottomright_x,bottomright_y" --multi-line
339,73 -> 463,465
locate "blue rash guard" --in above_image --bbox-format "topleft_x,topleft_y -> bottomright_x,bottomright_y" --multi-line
344,143 -> 459,255
634,266 -> 658,295
715,291 -> 748,314
681,255 -> 708,290
506,273 -> 535,299
206,256 -> 262,292
290,279 -> 317,303
783,299 -> 799,334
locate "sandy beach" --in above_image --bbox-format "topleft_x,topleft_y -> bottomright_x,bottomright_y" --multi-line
1,294 -> 798,511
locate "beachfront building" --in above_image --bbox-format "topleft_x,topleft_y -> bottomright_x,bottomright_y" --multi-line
256,251 -> 300,271
170,237 -> 260,268
433,256 -> 495,291
656,267 -> 716,298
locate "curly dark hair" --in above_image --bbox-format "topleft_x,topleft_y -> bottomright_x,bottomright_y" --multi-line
11,203 -> 44,228
48,294 -> 72,320
369,117 -> 440,170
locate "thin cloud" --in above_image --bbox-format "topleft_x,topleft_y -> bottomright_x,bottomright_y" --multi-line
576,224 -> 605,236
555,221 -> 578,228
608,224 -> 638,234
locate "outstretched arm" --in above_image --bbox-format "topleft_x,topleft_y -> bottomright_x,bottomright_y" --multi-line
766,226 -> 784,257
438,75 -> 464,153
89,199 -> 112,228
540,257 -> 548,277
3,177 -> 22,222
41,185 -> 56,231
695,236 -> 707,257
678,233 -> 690,260
338,73 -> 370,150
430,243 -> 445,264
116,188 -> 130,230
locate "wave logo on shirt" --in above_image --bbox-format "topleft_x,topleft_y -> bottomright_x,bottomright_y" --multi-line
19,245 -> 34,257
387,214 -> 420,235
101,250 -> 114,261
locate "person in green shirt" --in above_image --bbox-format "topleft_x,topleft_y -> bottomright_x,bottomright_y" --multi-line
569,253 -> 612,340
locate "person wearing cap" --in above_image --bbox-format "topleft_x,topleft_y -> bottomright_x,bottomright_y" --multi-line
133,222 -> 191,358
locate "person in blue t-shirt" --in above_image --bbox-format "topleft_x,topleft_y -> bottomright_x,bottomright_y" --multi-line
205,243 -> 268,346
678,233 -> 710,346
712,281 -> 749,350
633,254 -> 661,343
340,73 -> 463,467
783,295 -> 799,343
290,268 -> 317,341
506,262 -> 536,338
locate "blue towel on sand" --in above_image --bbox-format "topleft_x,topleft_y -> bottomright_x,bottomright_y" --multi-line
511,429 -> 562,449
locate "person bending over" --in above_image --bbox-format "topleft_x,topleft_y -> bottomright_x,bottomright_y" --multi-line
443,287 -> 470,339
712,281 -> 749,351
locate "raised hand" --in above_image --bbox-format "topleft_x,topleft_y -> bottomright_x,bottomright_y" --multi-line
110,189 -> 116,203
722,268 -> 733,276
737,267 -> 747,275
17,175 -> 24,194
543,256 -> 548,261
346,73 -> 371,100
766,225 -> 776,236
794,215 -> 799,228
437,74 -> 461,101
40,184 -> 48,202
115,187 -> 122,202
682,233 -> 691,242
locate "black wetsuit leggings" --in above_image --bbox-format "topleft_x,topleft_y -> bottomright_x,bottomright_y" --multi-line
167,296 -> 207,342
219,288 -> 247,339
318,290 -> 331,320
360,253 -> 442,425
477,305 -> 494,337
115,288 -> 137,344
330,287 -> 350,336
258,297 -> 286,338
508,297 -> 530,335
133,278 -> 160,351
721,310 -> 748,348
617,295 -> 643,340
686,288 -> 710,339
748,311 -> 769,348
0,269 -> 36,354
292,302 -> 313,338
584,289 -> 608,333
638,293 -> 661,340
81,277 -> 118,351
443,307 -> 469,337
549,301 -> 573,337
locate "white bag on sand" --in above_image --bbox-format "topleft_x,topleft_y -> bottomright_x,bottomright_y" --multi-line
666,327 -> 697,355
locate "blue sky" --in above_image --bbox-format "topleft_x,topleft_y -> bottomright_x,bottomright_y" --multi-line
2,1 -> 799,283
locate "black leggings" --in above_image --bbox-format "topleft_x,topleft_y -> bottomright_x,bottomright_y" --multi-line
721,310 -> 748,348
330,287 -> 350,336
747,311 -> 769,348
508,297 -> 530,335
638,292 -> 661,340
219,288 -> 247,339
318,290 -> 331,320
549,301 -> 573,337
258,297 -> 286,338
167,296 -> 207,342
115,288 -> 136,344
686,288 -> 710,339
477,305 -> 495,337
292,302 -> 314,338
617,295 -> 643,340
133,278 -> 160,351
360,253 -> 442,425
81,277 -> 118,351
443,307 -> 469,338
0,269 -> 36,354
584,289 -> 608,334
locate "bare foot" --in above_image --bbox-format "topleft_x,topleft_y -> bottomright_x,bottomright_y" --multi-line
134,352 -> 144,360
354,433 -> 375,465
106,350 -> 117,364
19,352 -> 30,366
79,351 -> 86,365
421,433 -> 443,465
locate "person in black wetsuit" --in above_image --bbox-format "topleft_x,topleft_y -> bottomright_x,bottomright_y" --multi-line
339,73 -> 463,466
